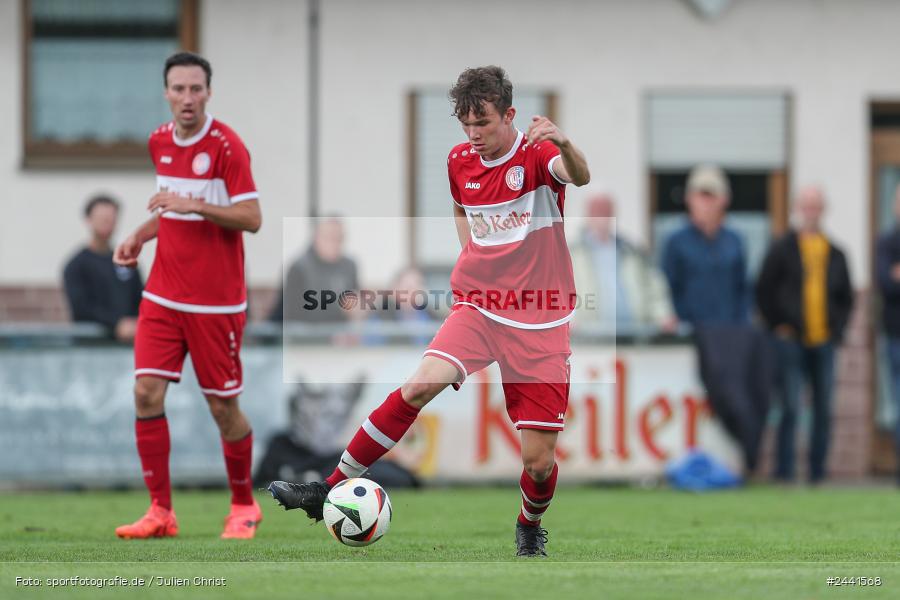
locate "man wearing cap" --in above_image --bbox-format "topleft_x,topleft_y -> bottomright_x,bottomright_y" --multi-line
662,164 -> 748,326
662,165 -> 773,474
756,185 -> 852,483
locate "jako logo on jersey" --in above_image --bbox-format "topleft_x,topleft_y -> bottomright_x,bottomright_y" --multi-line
465,182 -> 481,190
160,155 -> 173,164
505,165 -> 525,191
192,152 -> 211,175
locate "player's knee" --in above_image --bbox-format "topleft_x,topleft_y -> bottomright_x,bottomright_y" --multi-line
206,397 -> 238,425
400,381 -> 440,408
206,399 -> 228,422
134,378 -> 165,414
523,456 -> 555,482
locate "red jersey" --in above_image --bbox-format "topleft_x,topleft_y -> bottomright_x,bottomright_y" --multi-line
448,130 -> 575,328
143,115 -> 258,314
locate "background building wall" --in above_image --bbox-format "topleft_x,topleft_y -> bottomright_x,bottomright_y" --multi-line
0,0 -> 307,292
3,0 -> 900,290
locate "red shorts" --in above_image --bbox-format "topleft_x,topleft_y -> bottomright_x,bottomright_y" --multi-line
134,299 -> 245,397
425,305 -> 571,431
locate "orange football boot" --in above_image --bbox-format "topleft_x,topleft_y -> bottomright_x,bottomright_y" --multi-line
221,500 -> 263,539
115,502 -> 178,539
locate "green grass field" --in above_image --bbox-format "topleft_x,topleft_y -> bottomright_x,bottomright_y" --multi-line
1,486 -> 898,599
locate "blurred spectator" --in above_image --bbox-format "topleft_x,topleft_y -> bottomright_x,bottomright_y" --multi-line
62,194 -> 142,341
570,193 -> 676,333
756,185 -> 853,483
874,183 -> 900,484
270,216 -> 359,322
664,166 -> 769,473
662,164 -> 748,326
363,266 -> 438,345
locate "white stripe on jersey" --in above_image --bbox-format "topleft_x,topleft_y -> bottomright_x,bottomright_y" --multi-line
454,303 -> 575,330
156,174 -> 236,221
160,212 -> 204,221
157,175 -> 230,203
142,291 -> 247,314
465,185 -> 562,247
231,191 -> 259,203
547,155 -> 568,185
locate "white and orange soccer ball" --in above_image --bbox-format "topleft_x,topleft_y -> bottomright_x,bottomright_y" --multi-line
322,478 -> 392,546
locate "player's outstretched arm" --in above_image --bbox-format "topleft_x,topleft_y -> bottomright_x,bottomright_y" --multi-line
113,216 -> 159,268
195,199 -> 262,233
526,115 -> 590,187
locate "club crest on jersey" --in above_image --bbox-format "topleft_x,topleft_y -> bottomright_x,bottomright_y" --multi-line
470,213 -> 490,238
505,165 -> 525,191
192,152 -> 211,175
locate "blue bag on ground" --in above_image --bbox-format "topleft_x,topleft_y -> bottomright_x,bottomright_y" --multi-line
665,450 -> 742,491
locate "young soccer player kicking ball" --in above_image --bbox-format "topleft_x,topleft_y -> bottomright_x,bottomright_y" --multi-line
269,65 -> 589,556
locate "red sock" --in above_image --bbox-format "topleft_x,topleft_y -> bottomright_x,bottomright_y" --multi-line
222,431 -> 254,506
518,463 -> 558,527
135,415 -> 171,510
326,388 -> 420,487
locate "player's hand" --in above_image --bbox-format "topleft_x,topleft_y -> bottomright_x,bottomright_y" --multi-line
113,235 -> 143,267
148,191 -> 204,215
114,317 -> 138,342
891,263 -> 900,282
526,115 -> 569,147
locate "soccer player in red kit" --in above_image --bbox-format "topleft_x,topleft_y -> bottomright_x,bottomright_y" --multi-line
269,66 -> 589,556
113,52 -> 263,539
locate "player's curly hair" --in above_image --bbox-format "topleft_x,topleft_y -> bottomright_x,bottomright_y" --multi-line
449,66 -> 513,119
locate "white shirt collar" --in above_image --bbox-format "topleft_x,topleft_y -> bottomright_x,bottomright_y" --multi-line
172,113 -> 213,147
